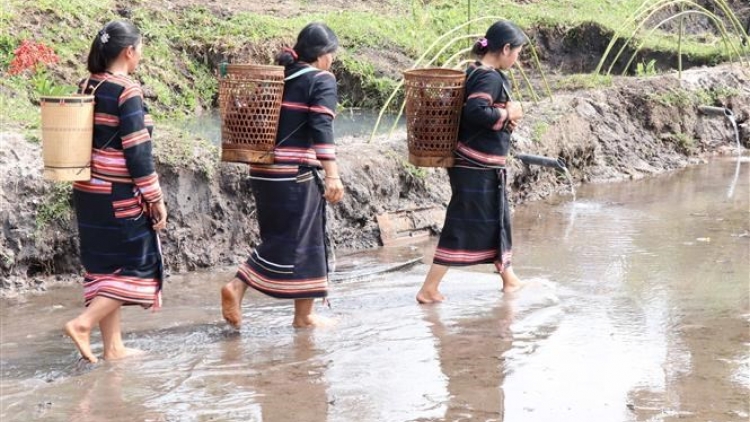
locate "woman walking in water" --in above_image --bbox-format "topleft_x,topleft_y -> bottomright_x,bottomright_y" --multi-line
64,20 -> 167,362
221,22 -> 343,328
417,20 -> 526,304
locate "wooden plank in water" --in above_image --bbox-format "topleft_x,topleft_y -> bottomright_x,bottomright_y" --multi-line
376,207 -> 445,247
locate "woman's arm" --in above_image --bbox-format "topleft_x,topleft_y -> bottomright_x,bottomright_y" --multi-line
119,84 -> 167,228
308,72 -> 343,203
462,70 -> 508,131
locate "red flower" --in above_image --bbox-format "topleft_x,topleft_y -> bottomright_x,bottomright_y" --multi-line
8,40 -> 59,75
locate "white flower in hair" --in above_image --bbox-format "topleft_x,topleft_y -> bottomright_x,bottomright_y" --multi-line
100,31 -> 110,44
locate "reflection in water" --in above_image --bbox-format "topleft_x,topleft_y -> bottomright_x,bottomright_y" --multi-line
72,363 -> 164,422
421,298 -> 515,421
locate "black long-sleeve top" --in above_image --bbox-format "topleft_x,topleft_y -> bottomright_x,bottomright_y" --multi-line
455,61 -> 512,167
272,62 -> 338,167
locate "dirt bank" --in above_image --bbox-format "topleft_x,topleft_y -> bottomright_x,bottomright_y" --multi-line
1,64 -> 748,295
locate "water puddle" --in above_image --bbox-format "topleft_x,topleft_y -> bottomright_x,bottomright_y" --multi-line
184,108 -> 405,146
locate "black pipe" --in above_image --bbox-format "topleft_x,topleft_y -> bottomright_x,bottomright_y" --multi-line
698,105 -> 733,118
515,154 -> 567,171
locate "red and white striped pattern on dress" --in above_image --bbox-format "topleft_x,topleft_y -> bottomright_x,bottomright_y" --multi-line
91,148 -> 130,181
273,147 -> 320,166
313,143 -> 336,160
89,148 -> 162,203
455,142 -> 507,166
83,272 -> 160,308
121,128 -> 150,149
73,178 -> 112,194
236,261 -> 327,298
112,196 -> 145,219
434,247 -> 498,265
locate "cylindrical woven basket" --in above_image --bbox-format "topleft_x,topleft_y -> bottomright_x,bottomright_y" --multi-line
218,64 -> 285,164
403,68 -> 465,168
40,95 -> 94,181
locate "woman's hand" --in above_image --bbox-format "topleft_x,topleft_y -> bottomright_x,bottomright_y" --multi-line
148,199 -> 168,231
323,176 -> 344,204
505,101 -> 524,122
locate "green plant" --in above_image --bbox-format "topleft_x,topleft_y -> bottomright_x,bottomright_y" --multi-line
403,160 -> 429,179
635,58 -> 657,76
531,121 -> 550,143
35,182 -> 73,230
672,132 -> 695,150
30,71 -> 77,97
650,88 -> 694,108
555,74 -> 613,90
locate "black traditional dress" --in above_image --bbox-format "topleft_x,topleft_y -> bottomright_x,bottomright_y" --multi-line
235,63 -> 337,299
433,62 -> 514,273
73,73 -> 163,308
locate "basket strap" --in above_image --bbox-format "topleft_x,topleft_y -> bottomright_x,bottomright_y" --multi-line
284,66 -> 318,82
89,77 -> 109,95
272,66 -> 325,150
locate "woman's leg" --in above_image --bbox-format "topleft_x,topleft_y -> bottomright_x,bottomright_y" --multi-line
500,265 -> 523,293
292,298 -> 332,328
100,308 -> 124,358
416,263 -> 449,304
221,277 -> 248,328
99,307 -> 144,360
64,296 -> 123,363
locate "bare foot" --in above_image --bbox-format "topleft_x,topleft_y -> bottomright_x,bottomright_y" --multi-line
416,290 -> 446,304
64,320 -> 98,363
104,347 -> 145,361
221,282 -> 243,328
501,275 -> 525,293
292,314 -> 336,328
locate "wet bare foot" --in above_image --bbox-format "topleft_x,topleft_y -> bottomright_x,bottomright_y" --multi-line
292,314 -> 336,328
501,275 -> 525,293
416,290 -> 446,304
104,347 -> 145,361
64,320 -> 98,363
221,282 -> 243,328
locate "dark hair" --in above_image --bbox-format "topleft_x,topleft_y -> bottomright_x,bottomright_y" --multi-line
472,20 -> 526,57
275,22 -> 339,66
87,20 -> 141,73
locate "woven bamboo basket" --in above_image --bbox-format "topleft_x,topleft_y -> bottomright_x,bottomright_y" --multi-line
218,64 -> 285,164
403,68 -> 465,168
40,95 -> 94,181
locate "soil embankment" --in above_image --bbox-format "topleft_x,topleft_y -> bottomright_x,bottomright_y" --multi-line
1,65 -> 748,294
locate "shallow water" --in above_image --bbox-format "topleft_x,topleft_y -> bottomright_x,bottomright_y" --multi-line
1,158 -> 748,422
184,108 -> 405,145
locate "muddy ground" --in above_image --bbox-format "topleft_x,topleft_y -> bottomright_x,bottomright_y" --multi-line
1,64 -> 748,295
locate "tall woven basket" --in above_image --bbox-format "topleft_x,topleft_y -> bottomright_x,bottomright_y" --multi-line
40,95 -> 94,181
403,68 -> 465,168
219,64 -> 285,164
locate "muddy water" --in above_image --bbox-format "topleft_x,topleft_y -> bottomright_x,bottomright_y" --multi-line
184,108 -> 404,145
1,158 -> 748,422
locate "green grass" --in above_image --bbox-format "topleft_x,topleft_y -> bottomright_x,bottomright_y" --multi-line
35,182 -> 73,230
671,131 -> 695,150
531,121 -> 550,143
650,85 -> 741,108
0,0 -> 744,123
555,74 -> 614,90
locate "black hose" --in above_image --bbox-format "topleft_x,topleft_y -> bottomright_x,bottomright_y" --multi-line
515,154 -> 567,171
698,105 -> 733,117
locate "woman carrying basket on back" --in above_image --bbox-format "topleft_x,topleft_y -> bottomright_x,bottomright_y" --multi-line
416,20 -> 526,304
221,23 -> 343,328
64,20 -> 168,363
